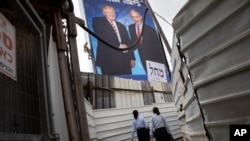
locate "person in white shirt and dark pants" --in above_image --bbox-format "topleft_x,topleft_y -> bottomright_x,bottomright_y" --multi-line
150,107 -> 174,141
131,110 -> 150,141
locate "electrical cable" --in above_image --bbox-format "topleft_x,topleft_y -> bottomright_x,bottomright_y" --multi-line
141,1 -> 172,26
153,11 -> 172,26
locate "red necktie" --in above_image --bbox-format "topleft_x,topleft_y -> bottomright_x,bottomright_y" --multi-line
137,25 -> 142,45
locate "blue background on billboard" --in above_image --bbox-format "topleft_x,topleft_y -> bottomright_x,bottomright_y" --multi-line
82,0 -> 170,82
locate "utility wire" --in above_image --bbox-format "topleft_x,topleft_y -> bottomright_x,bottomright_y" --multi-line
140,1 -> 172,26
153,12 -> 172,26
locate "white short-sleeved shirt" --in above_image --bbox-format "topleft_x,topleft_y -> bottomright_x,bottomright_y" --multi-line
150,114 -> 170,135
131,116 -> 148,138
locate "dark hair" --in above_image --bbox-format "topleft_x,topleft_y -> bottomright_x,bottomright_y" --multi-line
152,107 -> 160,115
133,110 -> 139,119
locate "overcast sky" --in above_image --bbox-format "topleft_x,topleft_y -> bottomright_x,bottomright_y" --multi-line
73,0 -> 187,72
148,0 -> 187,46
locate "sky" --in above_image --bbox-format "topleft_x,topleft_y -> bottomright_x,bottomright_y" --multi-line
147,0 -> 187,71
73,0 -> 187,73
148,0 -> 187,44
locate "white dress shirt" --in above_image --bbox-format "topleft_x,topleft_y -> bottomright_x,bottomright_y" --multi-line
150,114 -> 171,135
131,116 -> 148,138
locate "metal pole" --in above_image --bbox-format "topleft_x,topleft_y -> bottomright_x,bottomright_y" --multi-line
53,9 -> 81,141
67,12 -> 90,141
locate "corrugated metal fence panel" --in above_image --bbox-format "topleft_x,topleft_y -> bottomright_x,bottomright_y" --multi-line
161,82 -> 174,102
124,79 -> 132,107
129,79 -> 143,107
118,77 -> 128,107
112,76 -> 144,108
81,73 -> 174,109
173,0 -> 250,141
172,35 -> 209,141
92,103 -> 181,141
103,75 -> 111,108
141,81 -> 155,105
85,99 -> 97,141
95,74 -> 103,109
151,81 -> 165,103
81,73 -> 180,140
109,76 -> 116,108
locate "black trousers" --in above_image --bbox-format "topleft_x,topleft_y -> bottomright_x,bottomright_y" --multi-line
154,127 -> 174,141
137,128 -> 150,141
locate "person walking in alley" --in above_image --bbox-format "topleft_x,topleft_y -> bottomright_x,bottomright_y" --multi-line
131,110 -> 150,141
150,107 -> 174,141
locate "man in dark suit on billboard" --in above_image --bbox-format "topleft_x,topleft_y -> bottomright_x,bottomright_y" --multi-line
92,5 -> 135,75
128,9 -> 167,74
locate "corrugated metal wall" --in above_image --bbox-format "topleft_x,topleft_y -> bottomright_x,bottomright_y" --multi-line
171,40 -> 209,141
81,72 -> 173,109
172,0 -> 250,141
85,101 -> 182,141
81,72 -> 181,140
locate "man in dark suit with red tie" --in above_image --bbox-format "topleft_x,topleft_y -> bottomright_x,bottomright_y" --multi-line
128,9 -> 167,74
92,5 -> 135,75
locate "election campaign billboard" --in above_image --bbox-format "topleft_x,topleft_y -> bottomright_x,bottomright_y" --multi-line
82,0 -> 171,82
